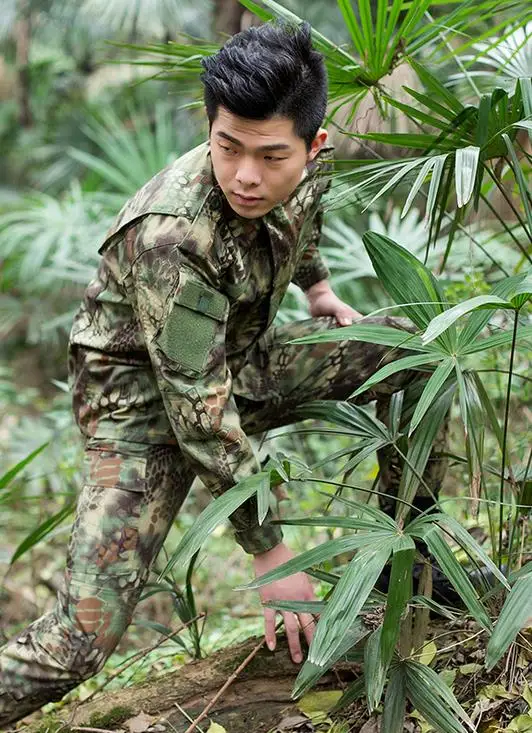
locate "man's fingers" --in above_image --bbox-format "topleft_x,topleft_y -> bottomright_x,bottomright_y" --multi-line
263,607 -> 277,651
283,613 -> 303,663
298,612 -> 316,647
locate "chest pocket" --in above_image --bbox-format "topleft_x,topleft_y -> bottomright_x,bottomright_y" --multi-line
156,272 -> 229,377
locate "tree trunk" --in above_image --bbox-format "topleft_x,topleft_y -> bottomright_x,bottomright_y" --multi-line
15,0 -> 32,128
26,637 -> 359,733
213,0 -> 246,37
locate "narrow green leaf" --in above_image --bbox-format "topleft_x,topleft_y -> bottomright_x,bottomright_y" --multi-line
350,354 -> 444,399
309,539 -> 396,667
409,358 -> 455,434
362,159 -> 427,211
414,524 -> 492,631
236,532 -> 395,591
423,295 -> 513,345
265,600 -> 325,614
10,502 -> 74,565
337,0 -> 365,56
401,158 -> 441,219
404,660 -> 473,733
455,146 -> 480,208
366,628 -> 387,712
0,442 -> 49,490
295,400 -> 391,440
398,384 -> 455,521
320,492 -> 398,529
380,547 -> 415,668
410,595 -> 459,621
256,484 -> 270,527
503,133 -> 532,238
293,622 -> 369,698
437,514 -> 509,589
408,59 -> 464,115
424,154 -> 448,227
160,472 -> 267,577
461,326 -> 532,355
471,372 -> 504,449
486,571 -> 532,670
278,517 -> 390,532
363,232 -> 452,341
458,273 -> 532,348
290,323 -> 426,351
331,676 -> 365,713
382,666 -> 407,733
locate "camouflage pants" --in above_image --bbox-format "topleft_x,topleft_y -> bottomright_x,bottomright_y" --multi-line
0,317 -> 447,726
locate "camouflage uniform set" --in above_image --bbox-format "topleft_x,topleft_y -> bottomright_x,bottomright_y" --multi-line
0,142 -> 446,726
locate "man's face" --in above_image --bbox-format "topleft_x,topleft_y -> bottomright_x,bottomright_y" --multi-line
210,106 -> 327,219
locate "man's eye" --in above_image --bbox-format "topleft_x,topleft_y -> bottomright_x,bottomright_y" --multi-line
265,156 -> 287,162
220,144 -> 237,155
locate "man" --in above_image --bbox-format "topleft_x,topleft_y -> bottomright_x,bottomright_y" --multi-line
0,22 -> 444,726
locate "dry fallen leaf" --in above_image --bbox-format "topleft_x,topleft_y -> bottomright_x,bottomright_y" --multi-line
206,723 -> 227,733
359,715 -> 381,733
125,712 -> 158,733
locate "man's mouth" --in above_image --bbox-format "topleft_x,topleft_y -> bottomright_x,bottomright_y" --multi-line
232,192 -> 263,206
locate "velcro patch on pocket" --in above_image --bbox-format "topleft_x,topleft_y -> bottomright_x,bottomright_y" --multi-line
157,275 -> 228,375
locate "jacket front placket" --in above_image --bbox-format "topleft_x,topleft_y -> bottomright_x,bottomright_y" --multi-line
263,203 -> 299,327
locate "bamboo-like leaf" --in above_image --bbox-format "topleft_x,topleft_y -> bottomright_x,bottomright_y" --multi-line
279,517 -> 391,532
362,233 -> 453,345
472,372 -> 503,450
337,0 -> 365,55
290,323 -> 426,351
0,442 -> 49,490
320,492 -> 398,529
455,146 -> 480,208
265,600 -> 325,614
331,676 -> 365,713
382,666 -> 407,733
439,514 -> 509,589
461,326 -> 532,355
486,570 -> 532,670
365,628 -> 387,712
293,622 -> 369,698
10,502 -> 74,565
362,159 -> 428,211
423,295 -> 513,345
350,353 -> 444,399
160,472 -> 268,577
413,524 -> 492,631
404,660 -> 474,733
503,133 -> 532,238
397,385 -> 455,521
409,358 -> 455,434
458,273 -> 532,348
257,476 -> 271,526
401,156 -> 445,219
295,400 -> 391,441
425,154 -> 448,227
308,539 -> 397,667
236,532 -> 395,591
380,546 -> 415,669
410,595 -> 459,621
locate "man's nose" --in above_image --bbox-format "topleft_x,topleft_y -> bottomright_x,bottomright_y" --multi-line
235,157 -> 261,187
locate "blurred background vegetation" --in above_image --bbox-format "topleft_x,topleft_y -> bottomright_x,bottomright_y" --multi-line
0,0 -> 530,728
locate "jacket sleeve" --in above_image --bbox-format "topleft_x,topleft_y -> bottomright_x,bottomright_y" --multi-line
123,216 -> 283,555
291,207 -> 330,291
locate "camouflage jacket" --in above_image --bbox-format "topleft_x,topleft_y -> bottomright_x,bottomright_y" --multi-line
68,141 -> 333,553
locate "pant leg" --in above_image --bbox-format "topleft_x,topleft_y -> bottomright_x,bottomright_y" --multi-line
0,440 -> 194,727
234,316 -> 448,515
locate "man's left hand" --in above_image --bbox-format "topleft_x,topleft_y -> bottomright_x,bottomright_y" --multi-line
306,279 -> 361,326
253,542 -> 316,664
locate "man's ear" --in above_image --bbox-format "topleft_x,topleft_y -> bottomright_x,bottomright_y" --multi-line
307,128 -> 328,161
